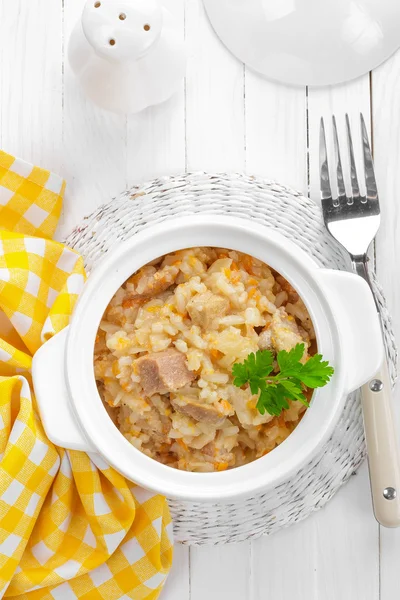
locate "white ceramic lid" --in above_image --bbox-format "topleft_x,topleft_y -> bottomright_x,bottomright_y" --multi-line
203,0 -> 400,86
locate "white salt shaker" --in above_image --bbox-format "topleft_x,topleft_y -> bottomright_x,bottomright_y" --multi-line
68,0 -> 186,114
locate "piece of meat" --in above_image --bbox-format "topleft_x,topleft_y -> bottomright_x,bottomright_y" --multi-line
187,291 -> 229,328
258,328 -> 272,350
270,308 -> 307,355
171,397 -> 225,426
135,349 -> 195,396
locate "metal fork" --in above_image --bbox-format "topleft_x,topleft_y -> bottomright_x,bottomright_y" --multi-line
320,114 -> 400,527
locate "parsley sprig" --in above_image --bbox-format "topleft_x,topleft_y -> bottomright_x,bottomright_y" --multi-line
232,344 -> 334,417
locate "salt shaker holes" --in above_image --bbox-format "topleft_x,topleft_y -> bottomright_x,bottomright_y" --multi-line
70,0 -> 187,113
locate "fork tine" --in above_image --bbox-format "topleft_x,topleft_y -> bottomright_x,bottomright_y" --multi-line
345,114 -> 360,200
332,116 -> 346,198
319,117 -> 333,201
360,113 -> 378,201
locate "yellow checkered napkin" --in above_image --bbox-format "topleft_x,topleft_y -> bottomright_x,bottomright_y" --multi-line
0,151 -> 173,599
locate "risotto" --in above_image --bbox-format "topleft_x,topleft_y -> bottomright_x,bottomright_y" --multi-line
94,247 -> 316,472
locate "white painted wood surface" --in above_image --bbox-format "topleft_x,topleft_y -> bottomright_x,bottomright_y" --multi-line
2,0 -> 400,598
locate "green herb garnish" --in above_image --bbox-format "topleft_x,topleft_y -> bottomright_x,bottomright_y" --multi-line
232,344 -> 334,417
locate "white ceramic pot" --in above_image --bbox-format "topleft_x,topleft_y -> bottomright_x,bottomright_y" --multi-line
32,216 -> 383,502
68,0 -> 186,113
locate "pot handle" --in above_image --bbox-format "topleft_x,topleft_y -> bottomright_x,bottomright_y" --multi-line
32,327 -> 94,452
315,269 -> 384,393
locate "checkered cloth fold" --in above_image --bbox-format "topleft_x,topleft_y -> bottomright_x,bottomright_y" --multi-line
0,151 -> 173,599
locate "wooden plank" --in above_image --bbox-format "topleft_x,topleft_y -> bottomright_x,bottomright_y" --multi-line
185,0 -> 245,172
126,0 -> 186,186
244,46 -> 311,600
380,524 -> 400,600
134,3 -> 189,596
0,0 -> 63,172
371,51 -> 400,600
245,54 -> 378,600
161,543 -> 190,600
190,542 -> 251,600
307,78 -> 379,600
59,0 -> 127,239
252,464 -> 379,600
251,77 -> 379,600
184,2 -> 251,595
245,72 -> 307,192
371,53 -> 400,353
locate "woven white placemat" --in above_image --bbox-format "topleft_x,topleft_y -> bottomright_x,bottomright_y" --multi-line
65,172 -> 397,545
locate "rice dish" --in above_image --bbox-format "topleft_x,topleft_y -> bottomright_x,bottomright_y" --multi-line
94,247 -> 316,472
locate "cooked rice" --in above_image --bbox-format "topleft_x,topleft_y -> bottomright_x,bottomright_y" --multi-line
94,247 -> 316,472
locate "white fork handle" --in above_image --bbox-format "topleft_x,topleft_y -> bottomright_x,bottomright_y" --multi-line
361,360 -> 400,527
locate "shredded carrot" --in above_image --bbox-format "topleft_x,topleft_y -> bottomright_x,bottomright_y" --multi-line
243,256 -> 254,273
221,400 -> 232,412
146,305 -> 161,313
224,268 -> 231,279
248,278 -> 258,286
126,271 -> 142,286
117,337 -> 131,349
112,362 -> 120,376
177,438 -> 188,451
231,261 -> 239,271
210,348 -> 223,360
277,414 -> 286,428
248,288 -> 257,299
122,296 -> 147,309
216,462 -> 229,471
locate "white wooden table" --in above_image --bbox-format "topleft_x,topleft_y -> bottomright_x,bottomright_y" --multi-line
3,1 -> 400,598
